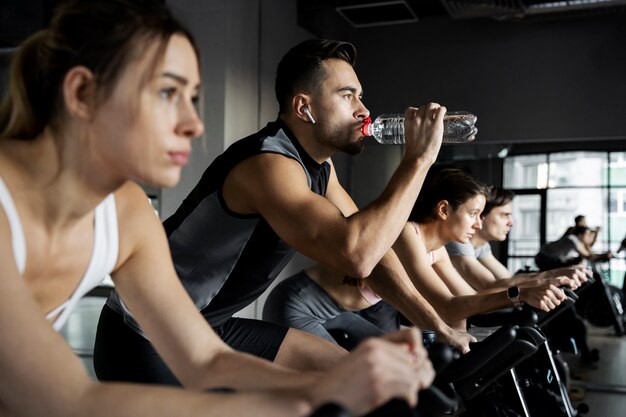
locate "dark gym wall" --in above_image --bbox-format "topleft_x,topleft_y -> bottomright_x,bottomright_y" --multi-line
351,15 -> 626,147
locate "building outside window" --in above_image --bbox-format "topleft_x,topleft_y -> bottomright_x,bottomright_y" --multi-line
503,151 -> 626,288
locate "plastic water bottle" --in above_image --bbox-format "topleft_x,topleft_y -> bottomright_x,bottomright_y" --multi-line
361,111 -> 478,144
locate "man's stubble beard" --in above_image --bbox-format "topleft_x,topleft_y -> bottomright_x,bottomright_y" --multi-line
314,122 -> 364,156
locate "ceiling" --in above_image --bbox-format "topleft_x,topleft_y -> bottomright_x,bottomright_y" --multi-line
2,0 -> 626,49
0,0 -> 59,49
297,0 -> 626,35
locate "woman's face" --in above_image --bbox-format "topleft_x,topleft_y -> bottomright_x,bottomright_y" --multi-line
91,34 -> 204,189
446,194 -> 486,243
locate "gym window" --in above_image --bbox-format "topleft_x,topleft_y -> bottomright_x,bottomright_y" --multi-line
503,151 -> 626,288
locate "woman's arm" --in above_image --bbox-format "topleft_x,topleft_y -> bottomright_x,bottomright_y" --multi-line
393,227 -> 501,327
436,249 -> 569,314
111,182 -> 319,391
394,225 -> 567,328
0,205 -> 312,417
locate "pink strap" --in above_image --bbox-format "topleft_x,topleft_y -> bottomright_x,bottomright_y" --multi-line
359,285 -> 382,305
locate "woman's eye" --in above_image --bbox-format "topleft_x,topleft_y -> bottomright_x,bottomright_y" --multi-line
159,87 -> 178,100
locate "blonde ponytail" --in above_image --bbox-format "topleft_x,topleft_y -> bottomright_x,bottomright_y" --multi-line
0,30 -> 58,139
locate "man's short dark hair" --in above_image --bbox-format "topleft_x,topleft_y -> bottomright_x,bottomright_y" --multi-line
482,186 -> 515,217
275,39 -> 357,114
574,215 -> 586,225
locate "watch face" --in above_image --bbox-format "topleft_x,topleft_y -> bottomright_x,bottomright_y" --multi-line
507,286 -> 520,298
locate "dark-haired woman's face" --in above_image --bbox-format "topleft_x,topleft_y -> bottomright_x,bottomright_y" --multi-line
446,194 -> 485,244
91,34 -> 203,188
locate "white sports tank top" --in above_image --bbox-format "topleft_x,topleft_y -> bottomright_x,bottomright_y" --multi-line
0,177 -> 119,331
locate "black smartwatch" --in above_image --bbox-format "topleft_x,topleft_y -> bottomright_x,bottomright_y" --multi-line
507,286 -> 523,307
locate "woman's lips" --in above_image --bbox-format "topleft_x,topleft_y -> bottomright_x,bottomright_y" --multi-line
169,151 -> 190,166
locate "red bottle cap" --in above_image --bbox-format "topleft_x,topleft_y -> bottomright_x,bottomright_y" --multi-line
361,116 -> 372,137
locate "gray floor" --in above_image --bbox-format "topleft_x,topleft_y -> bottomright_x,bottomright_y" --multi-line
569,325 -> 626,416
59,298 -> 626,415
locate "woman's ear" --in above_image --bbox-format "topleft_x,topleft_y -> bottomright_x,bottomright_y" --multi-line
436,200 -> 449,221
63,66 -> 97,120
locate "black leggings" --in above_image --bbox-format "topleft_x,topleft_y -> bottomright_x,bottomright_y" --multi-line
93,304 -> 289,385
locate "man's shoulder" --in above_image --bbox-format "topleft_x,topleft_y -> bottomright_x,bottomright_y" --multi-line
218,121 -> 301,162
474,242 -> 492,259
445,240 -> 476,258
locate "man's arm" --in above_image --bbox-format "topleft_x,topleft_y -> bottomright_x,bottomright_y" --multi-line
225,152 -> 433,278
309,168 -> 474,352
223,106 -> 444,278
449,253 -> 502,291
450,250 -> 586,292
257,161 -> 475,352
479,255 -> 512,280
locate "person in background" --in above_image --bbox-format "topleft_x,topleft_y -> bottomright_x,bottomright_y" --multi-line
562,214 -> 601,250
536,225 -> 613,271
566,215 -> 588,234
445,186 -> 591,366
0,2 -> 433,416
384,169 -> 569,331
264,170 -> 570,341
94,37 -> 474,386
534,218 -> 604,364
447,186 -> 588,292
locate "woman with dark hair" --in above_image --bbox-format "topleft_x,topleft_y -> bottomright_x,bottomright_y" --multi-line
447,186 -> 587,292
392,169 -> 568,330
0,1 -> 432,416
265,169 -> 570,342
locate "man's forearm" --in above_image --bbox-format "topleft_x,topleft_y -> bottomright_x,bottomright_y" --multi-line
345,158 -> 434,275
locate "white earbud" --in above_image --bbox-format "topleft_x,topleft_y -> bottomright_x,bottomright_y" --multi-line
303,107 -> 316,124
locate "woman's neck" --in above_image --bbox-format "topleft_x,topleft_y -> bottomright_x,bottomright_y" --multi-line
1,129 -> 120,230
416,221 -> 447,252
